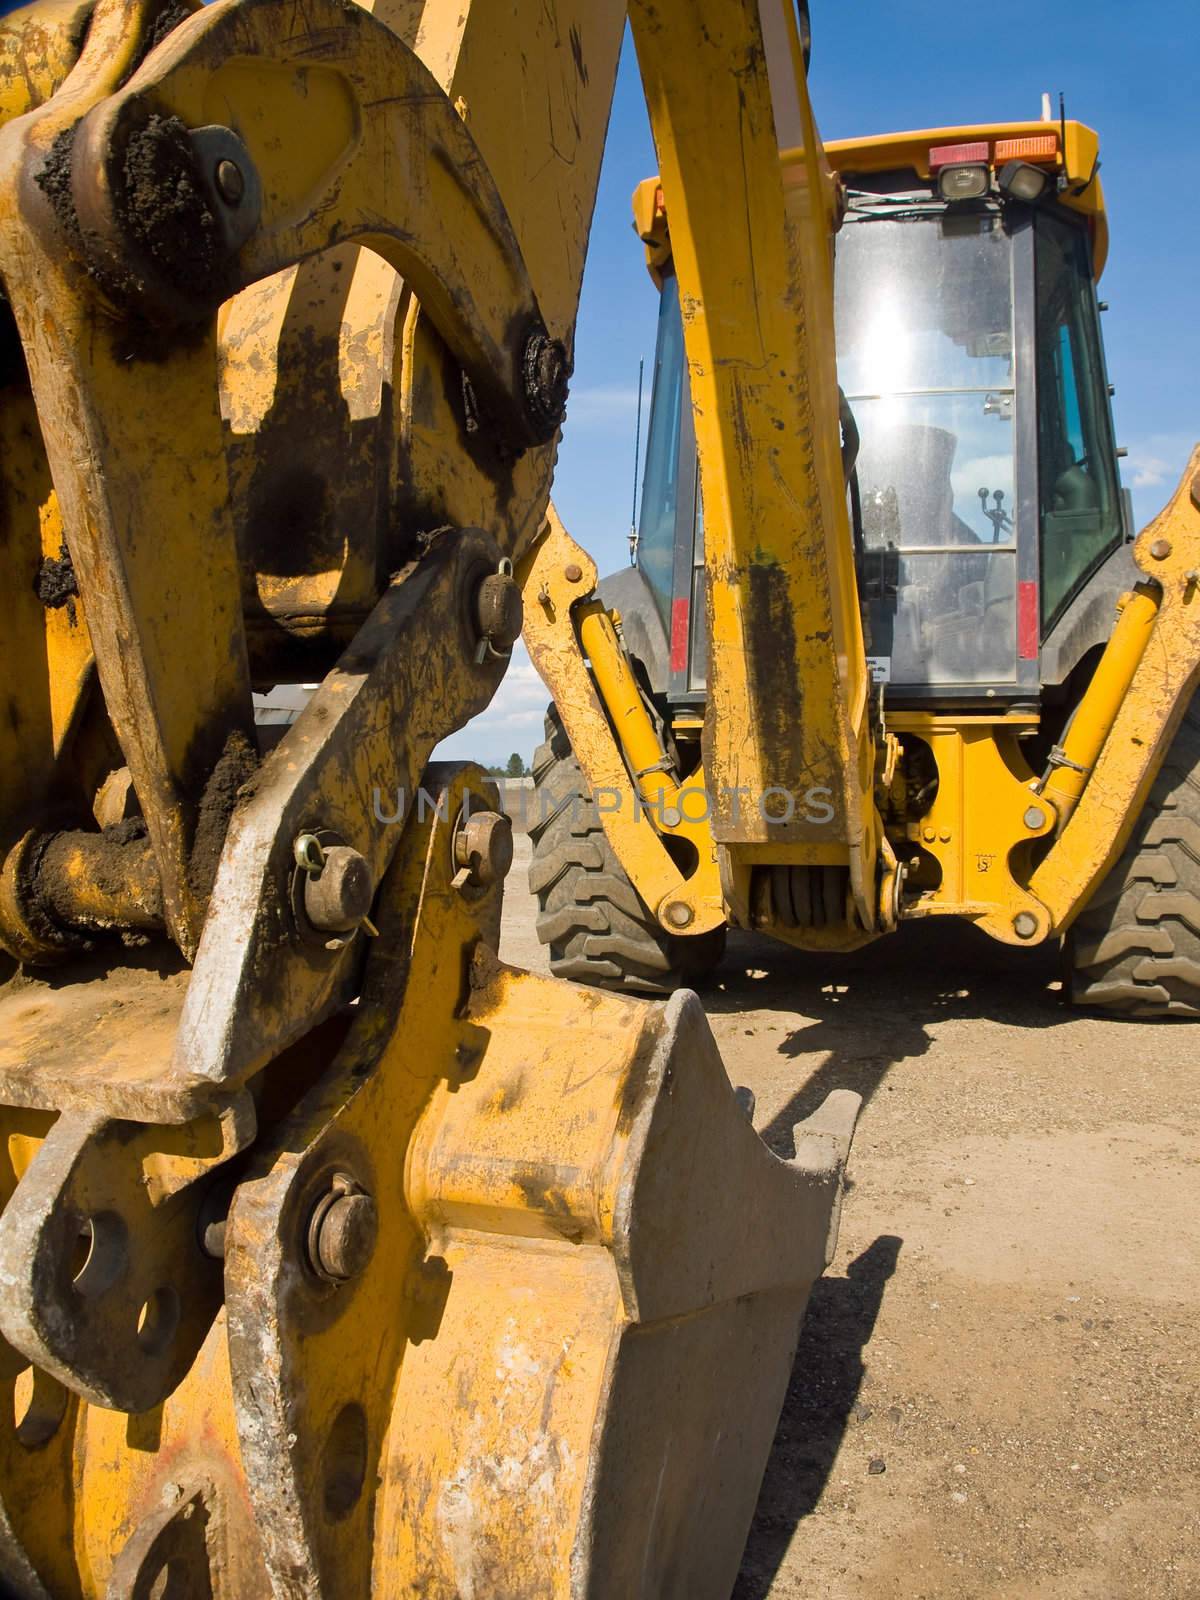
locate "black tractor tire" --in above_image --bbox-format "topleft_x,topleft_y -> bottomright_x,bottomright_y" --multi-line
528,708 -> 726,993
1067,697 -> 1200,1016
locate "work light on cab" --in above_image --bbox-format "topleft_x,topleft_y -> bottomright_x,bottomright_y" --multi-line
929,139 -> 990,201
998,158 -> 1050,202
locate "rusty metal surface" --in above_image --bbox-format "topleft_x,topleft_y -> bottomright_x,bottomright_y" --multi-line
68,0 -> 567,448
0,960 -> 202,1121
174,528 -> 508,1093
223,765 -> 498,1598
25,827 -> 164,939
0,1100 -> 251,1411
0,0 -> 256,957
0,0 -> 866,1591
0,1104 -> 76,1599
220,0 -> 625,664
0,0 -> 625,960
0,354 -> 97,964
0,0 -> 586,962
0,0 -> 90,123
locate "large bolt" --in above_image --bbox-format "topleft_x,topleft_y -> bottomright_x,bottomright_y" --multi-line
1150,537 -> 1172,562
453,810 -> 513,889
215,158 -> 245,206
663,900 -> 694,929
307,1178 -> 377,1283
197,1184 -> 232,1261
303,845 -> 373,933
474,571 -> 523,655
1012,911 -> 1039,940
200,1217 -> 226,1260
1023,805 -> 1046,831
522,329 -> 570,439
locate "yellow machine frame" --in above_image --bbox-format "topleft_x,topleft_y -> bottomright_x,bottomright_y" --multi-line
0,0 -> 1195,1589
0,1 -> 877,1594
523,114 -> 1200,955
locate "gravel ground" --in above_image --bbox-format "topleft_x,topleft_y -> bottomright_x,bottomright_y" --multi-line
500,834 -> 1200,1600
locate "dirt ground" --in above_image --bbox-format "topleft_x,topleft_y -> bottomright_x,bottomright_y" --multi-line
500,834 -> 1200,1600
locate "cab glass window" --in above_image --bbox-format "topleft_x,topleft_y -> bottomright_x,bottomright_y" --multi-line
637,271 -> 686,629
836,212 -> 1019,686
1035,211 -> 1122,627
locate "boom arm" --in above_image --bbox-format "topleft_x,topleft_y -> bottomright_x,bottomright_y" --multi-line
632,0 -> 882,937
524,0 -> 891,950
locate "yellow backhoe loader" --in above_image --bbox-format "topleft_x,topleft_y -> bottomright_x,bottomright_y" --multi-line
526,91 -> 1200,1017
0,1 -> 869,1595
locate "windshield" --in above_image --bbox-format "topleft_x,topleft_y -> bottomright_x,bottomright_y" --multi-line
835,211 -> 1019,686
636,271 -> 687,629
639,211 -> 1028,691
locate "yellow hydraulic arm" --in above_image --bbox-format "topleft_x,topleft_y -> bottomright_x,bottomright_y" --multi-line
634,0 -> 883,938
0,0 -> 862,1594
524,0 -> 890,951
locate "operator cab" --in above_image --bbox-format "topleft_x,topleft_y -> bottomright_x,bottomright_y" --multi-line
630,121 -> 1129,707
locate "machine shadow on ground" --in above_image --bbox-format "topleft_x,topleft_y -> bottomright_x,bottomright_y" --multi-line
703,918 -> 1070,1152
707,918 -> 1074,1592
733,1234 -> 904,1600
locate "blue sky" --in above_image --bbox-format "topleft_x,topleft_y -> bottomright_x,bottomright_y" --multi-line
442,1 -> 1199,766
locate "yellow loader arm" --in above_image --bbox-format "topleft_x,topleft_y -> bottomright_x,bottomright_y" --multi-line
523,1 -> 891,956
0,0 -> 860,1594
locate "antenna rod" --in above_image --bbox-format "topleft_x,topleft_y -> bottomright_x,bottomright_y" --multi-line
629,355 -> 645,565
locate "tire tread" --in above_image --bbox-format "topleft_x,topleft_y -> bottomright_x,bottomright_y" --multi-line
528,708 -> 725,993
1068,701 -> 1200,1017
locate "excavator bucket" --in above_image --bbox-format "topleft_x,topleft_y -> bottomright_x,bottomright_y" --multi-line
0,763 -> 858,1597
0,0 -> 857,1591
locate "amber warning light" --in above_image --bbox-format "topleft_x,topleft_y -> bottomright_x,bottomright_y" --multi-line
994,133 -> 1059,165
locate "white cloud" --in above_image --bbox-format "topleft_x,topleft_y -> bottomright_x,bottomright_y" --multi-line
1123,433 -> 1193,490
1130,456 -> 1169,489
1121,432 -> 1197,530
433,641 -> 552,767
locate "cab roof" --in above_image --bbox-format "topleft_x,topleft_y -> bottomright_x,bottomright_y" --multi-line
633,119 -> 1108,281
825,120 -> 1108,276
